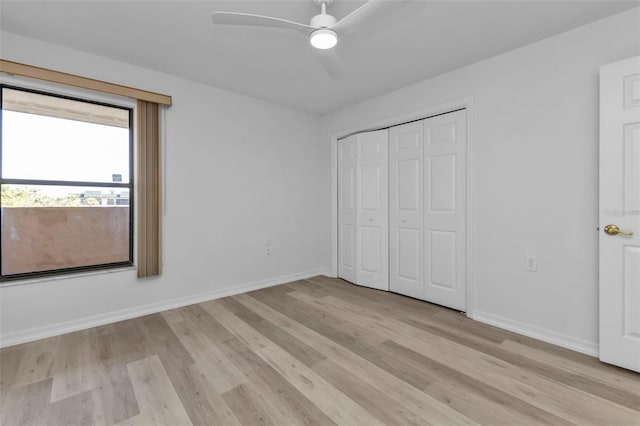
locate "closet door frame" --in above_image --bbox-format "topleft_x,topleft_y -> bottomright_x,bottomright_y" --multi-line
330,97 -> 475,318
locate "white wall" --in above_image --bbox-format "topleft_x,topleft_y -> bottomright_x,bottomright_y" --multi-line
0,32 -> 328,346
322,8 -> 640,354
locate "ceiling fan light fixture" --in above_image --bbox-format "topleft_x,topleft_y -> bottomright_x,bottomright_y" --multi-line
310,28 -> 338,49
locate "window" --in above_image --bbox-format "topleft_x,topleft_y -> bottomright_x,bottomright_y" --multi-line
0,85 -> 134,280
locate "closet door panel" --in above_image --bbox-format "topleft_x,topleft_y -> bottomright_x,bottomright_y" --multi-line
423,110 -> 467,310
397,228 -> 421,281
397,159 -> 421,210
428,230 -> 456,288
360,227 -> 381,272
356,130 -> 389,291
338,135 -> 357,284
389,122 -> 424,299
428,154 -> 456,213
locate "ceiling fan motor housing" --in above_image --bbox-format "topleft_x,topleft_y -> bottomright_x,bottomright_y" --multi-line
310,13 -> 337,28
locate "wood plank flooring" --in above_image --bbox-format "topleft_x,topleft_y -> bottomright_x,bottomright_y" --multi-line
1,276 -> 639,426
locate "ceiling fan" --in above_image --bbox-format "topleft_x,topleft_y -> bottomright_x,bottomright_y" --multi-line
211,0 -> 399,51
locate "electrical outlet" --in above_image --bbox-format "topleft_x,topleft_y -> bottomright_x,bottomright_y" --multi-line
525,255 -> 538,272
266,247 -> 271,257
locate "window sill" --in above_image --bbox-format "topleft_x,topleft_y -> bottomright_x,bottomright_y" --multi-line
0,265 -> 137,288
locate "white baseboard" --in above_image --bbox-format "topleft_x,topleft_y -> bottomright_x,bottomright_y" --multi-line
472,310 -> 599,357
0,268 -> 330,348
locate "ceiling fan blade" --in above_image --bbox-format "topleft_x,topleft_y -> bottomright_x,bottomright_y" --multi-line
212,12 -> 316,34
316,49 -> 348,80
332,0 -> 407,34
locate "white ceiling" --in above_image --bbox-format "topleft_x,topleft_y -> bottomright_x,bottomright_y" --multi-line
1,0 -> 638,115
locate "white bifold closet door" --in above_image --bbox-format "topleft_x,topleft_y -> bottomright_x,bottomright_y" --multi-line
389,121 -> 424,299
390,110 -> 467,310
423,110 -> 467,310
338,129 -> 389,291
338,135 -> 357,284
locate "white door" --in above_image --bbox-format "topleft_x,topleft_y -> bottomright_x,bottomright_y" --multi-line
599,56 -> 640,372
389,121 -> 424,299
338,135 -> 357,284
423,110 -> 467,310
356,130 -> 389,291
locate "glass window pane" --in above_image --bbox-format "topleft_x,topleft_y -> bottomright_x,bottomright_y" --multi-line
1,184 -> 130,275
2,88 -> 130,183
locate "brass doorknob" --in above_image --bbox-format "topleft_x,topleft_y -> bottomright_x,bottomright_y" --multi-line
604,224 -> 634,236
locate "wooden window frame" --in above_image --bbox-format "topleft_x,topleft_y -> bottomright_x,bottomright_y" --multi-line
0,60 -> 171,106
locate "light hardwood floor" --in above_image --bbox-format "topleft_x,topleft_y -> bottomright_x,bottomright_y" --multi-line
1,276 -> 639,426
